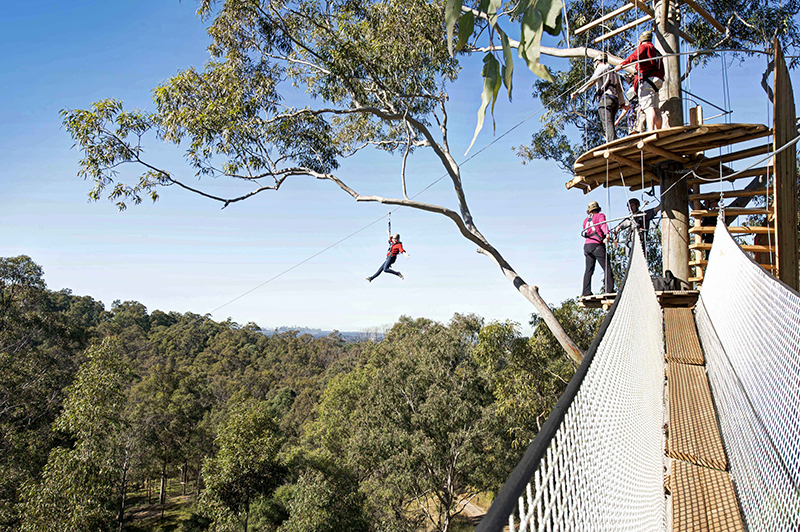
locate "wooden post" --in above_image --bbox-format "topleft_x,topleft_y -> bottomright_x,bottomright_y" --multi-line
656,0 -> 689,286
773,39 -> 799,290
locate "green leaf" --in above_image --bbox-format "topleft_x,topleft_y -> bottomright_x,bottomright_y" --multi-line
456,11 -> 475,52
498,28 -> 514,100
445,0 -> 463,57
465,53 -> 502,155
479,0 -> 490,13
519,6 -> 555,82
536,0 -> 564,36
514,0 -> 532,17
487,0 -> 503,26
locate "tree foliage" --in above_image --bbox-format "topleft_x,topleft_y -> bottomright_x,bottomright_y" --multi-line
19,339 -> 131,532
1,254 -> 610,531
200,399 -> 286,532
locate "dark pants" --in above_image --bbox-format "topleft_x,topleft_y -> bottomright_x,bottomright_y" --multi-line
583,243 -> 613,296
598,97 -> 618,142
368,255 -> 400,280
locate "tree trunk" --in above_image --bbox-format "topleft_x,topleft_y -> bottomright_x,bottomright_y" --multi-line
196,462 -> 202,496
181,461 -> 187,496
160,460 -> 167,519
656,0 -> 690,285
117,449 -> 130,532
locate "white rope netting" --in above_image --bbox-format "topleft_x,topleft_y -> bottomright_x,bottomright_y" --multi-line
480,230 -> 666,532
696,221 -> 800,531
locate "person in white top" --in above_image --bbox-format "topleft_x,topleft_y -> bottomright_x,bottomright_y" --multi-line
571,54 -> 625,142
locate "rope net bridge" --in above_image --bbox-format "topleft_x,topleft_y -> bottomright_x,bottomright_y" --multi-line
477,222 -> 800,531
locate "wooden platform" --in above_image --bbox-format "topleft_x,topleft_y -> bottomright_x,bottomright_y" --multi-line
657,290 -> 699,308
577,293 -> 617,309
567,123 -> 771,193
671,461 -> 745,532
665,308 -> 704,365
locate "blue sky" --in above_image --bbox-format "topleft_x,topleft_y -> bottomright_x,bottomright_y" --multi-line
2,1 -> 797,334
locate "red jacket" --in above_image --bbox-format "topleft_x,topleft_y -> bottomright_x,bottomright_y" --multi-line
619,42 -> 664,91
387,241 -> 405,257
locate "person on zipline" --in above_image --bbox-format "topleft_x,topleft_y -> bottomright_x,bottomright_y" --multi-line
614,31 -> 664,132
570,53 -> 625,142
366,233 -> 409,282
582,200 -> 614,296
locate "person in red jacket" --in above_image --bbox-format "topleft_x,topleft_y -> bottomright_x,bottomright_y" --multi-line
366,233 -> 409,282
614,31 -> 664,131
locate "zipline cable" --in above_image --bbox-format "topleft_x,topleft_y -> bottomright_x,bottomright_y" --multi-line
132,77 -> 591,353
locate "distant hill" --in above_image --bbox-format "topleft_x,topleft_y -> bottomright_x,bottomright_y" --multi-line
264,326 -> 385,342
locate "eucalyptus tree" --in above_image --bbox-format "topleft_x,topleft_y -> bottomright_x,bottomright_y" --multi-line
307,314 -> 515,532
200,399 -> 286,532
0,257 -> 86,531
62,0 -> 586,362
19,339 -> 132,532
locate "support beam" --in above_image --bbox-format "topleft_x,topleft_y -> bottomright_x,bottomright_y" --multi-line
637,140 -> 689,163
657,0 -> 688,286
773,39 -> 799,289
574,3 -> 635,35
682,0 -> 726,33
594,15 -> 653,44
595,149 -> 660,182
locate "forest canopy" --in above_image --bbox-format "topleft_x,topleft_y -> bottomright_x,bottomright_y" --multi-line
0,255 -> 603,531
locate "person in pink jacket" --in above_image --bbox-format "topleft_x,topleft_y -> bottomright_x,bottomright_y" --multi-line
366,233 -> 409,282
582,201 -> 614,296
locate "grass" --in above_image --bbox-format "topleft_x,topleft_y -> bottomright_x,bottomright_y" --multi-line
123,478 -> 197,532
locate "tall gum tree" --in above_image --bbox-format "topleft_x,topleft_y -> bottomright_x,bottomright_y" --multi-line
63,0 -> 588,361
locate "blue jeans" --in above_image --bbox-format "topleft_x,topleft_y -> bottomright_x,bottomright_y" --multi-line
369,255 -> 401,280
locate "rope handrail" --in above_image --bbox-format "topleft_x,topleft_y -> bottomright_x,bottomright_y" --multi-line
477,228 -> 666,531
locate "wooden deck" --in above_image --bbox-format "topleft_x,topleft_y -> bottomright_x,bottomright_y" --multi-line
566,123 -> 771,194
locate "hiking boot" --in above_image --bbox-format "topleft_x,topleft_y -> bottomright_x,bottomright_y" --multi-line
365,277 -> 372,283
398,273 -> 404,280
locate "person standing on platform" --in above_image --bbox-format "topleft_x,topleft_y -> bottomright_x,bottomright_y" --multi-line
610,198 -> 661,250
582,201 -> 614,296
571,54 -> 625,142
614,31 -> 664,132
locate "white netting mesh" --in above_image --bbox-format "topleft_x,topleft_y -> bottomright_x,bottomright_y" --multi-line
499,231 -> 666,532
696,222 -> 800,531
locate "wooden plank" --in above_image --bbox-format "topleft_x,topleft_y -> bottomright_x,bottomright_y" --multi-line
688,188 -> 768,201
687,166 -> 771,185
682,0 -> 727,33
594,15 -> 653,44
664,308 -> 704,365
694,144 -> 772,169
689,243 -> 775,253
637,140 -> 689,163
667,362 -> 728,471
773,39 -> 799,290
690,208 -> 772,217
574,3 -> 635,35
671,461 -> 745,532
598,150 -> 660,182
689,225 -> 775,234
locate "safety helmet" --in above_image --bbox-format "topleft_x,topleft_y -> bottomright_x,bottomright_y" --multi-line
639,30 -> 653,42
587,201 -> 601,213
393,233 -> 400,241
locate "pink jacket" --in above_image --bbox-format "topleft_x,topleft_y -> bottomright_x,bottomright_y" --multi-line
584,213 -> 609,245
